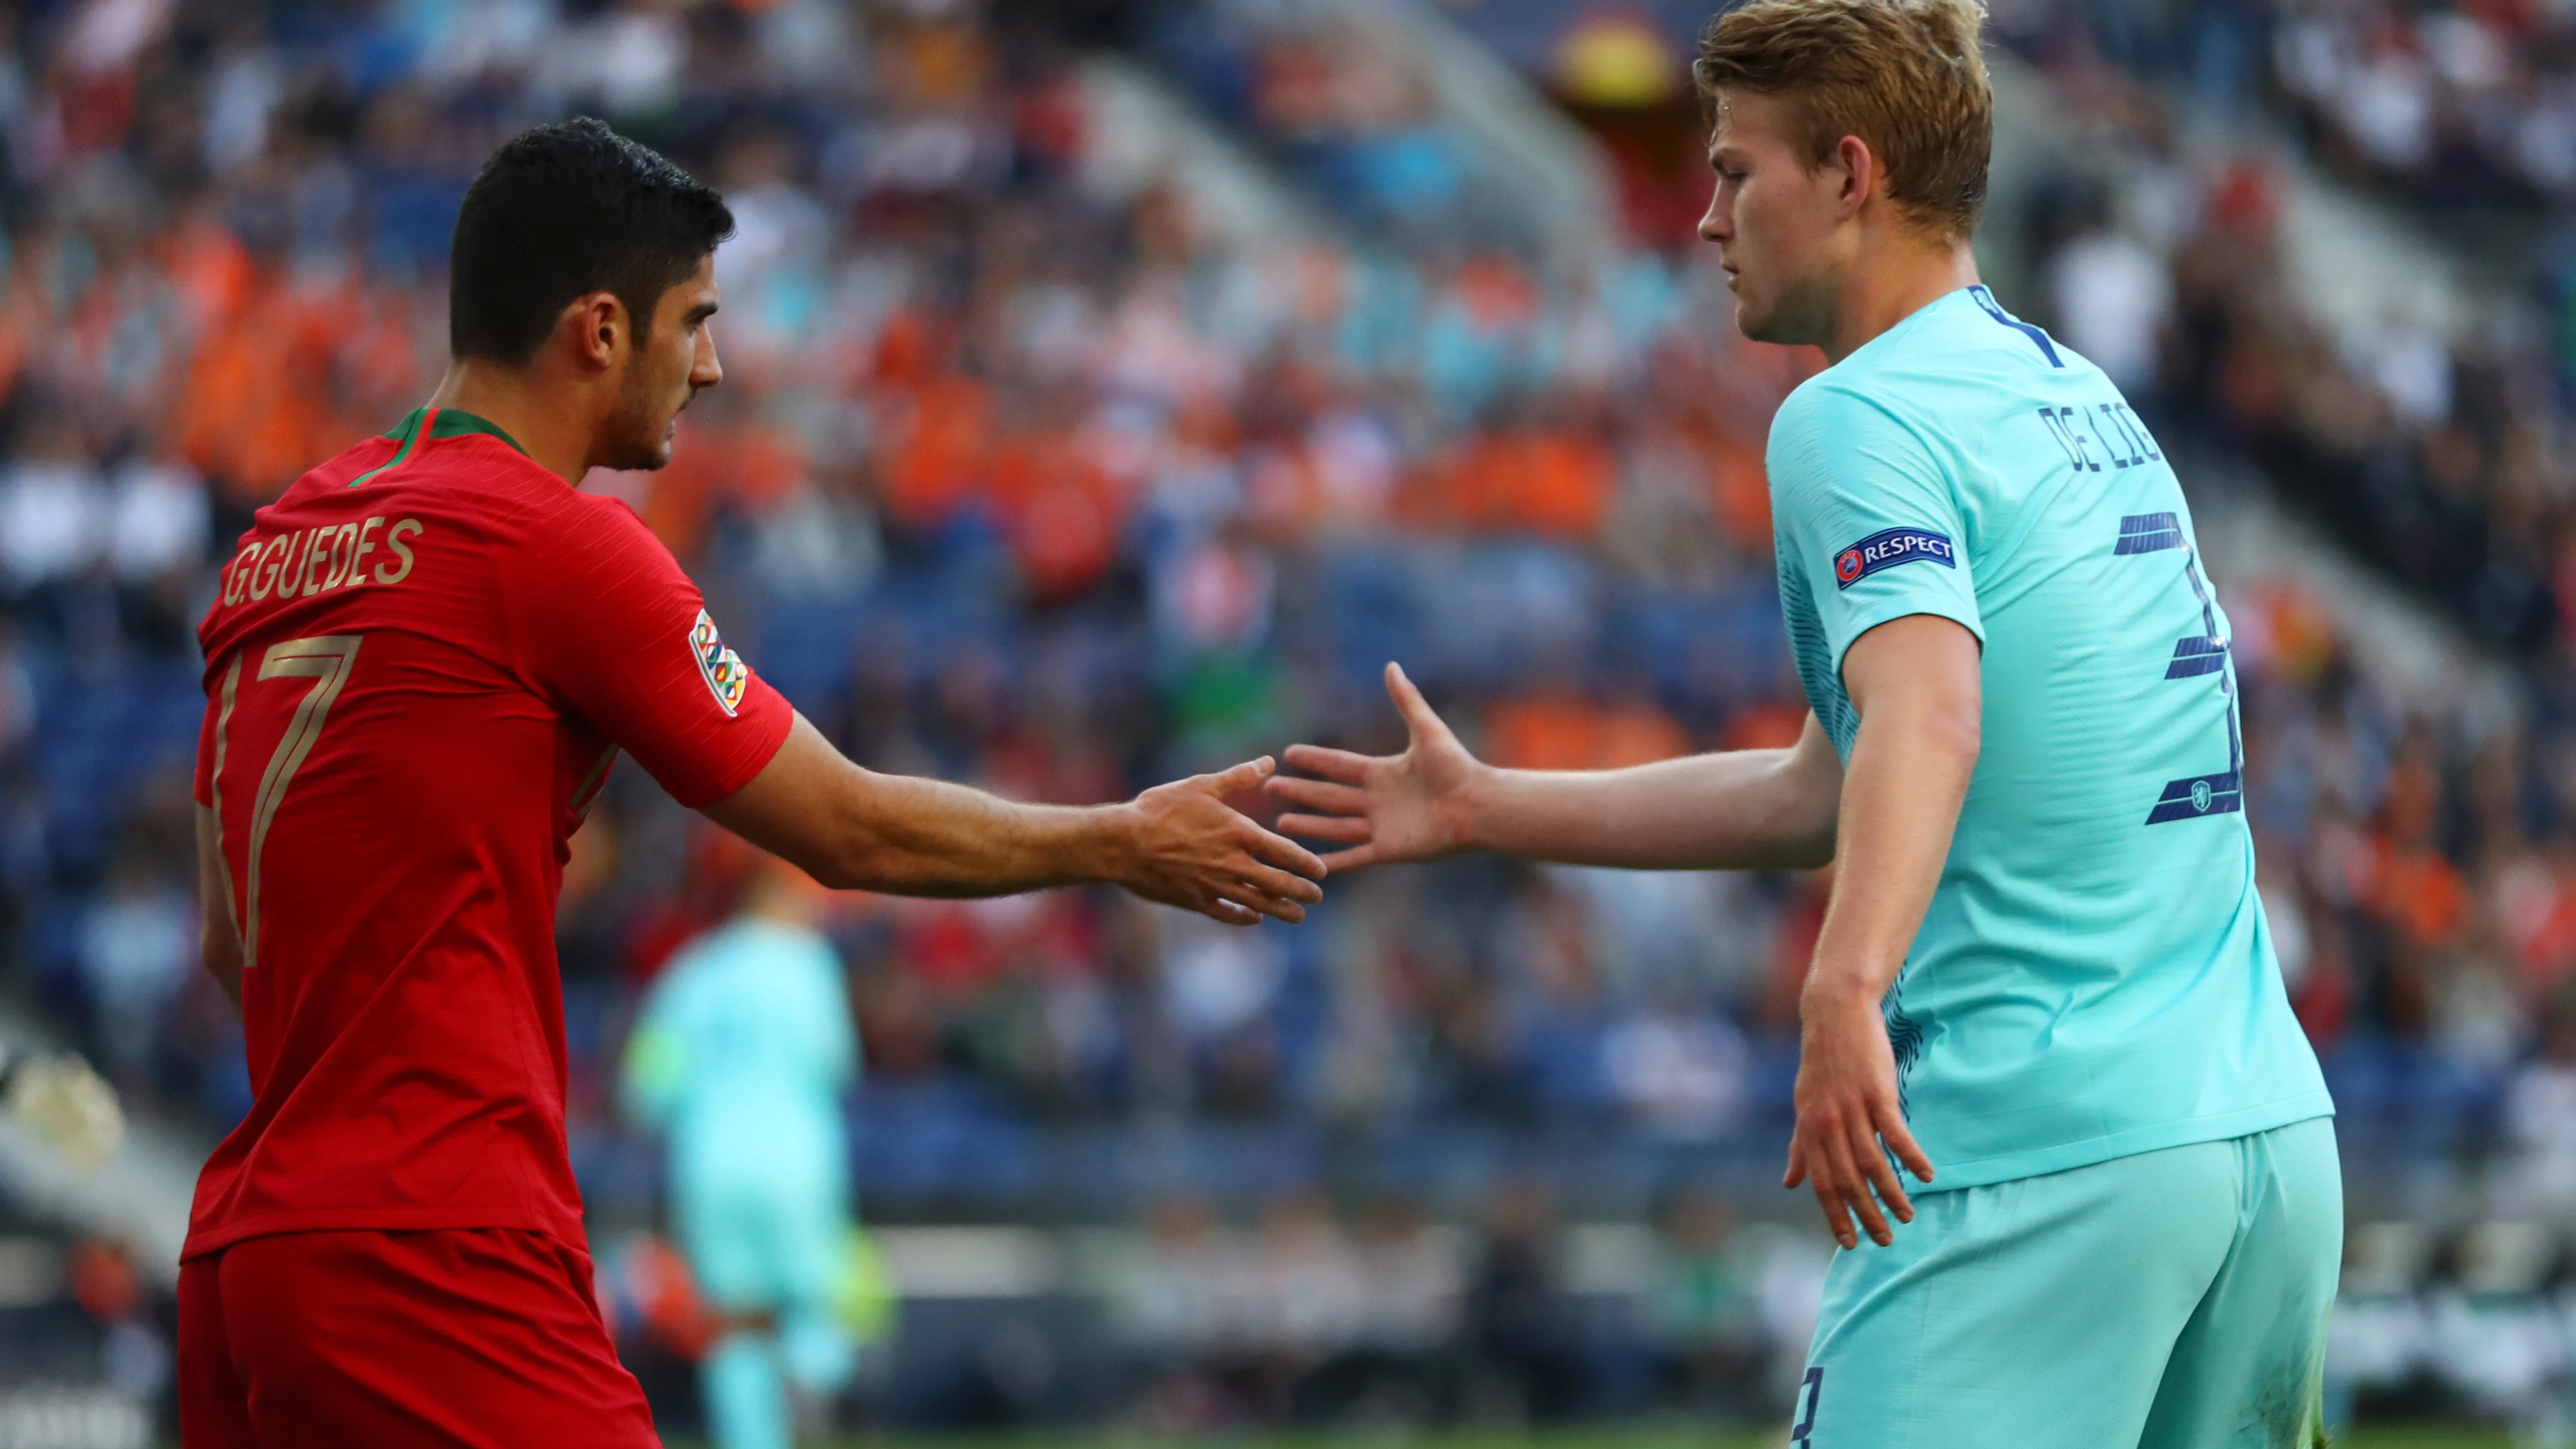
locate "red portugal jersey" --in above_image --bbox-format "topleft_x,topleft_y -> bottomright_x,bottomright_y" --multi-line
187,406 -> 793,1259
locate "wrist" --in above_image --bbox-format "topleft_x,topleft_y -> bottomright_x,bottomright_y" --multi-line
1086,802 -> 1148,888
1799,960 -> 1891,1019
1451,759 -> 1501,855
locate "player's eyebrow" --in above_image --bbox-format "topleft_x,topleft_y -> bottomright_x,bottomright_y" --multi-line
686,299 -> 719,324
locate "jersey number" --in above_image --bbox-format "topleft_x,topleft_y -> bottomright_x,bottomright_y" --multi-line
2111,522 -> 2241,824
215,634 -> 363,968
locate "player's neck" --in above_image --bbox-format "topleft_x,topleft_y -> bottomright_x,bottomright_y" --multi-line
424,360 -> 603,487
1824,237 -> 1981,365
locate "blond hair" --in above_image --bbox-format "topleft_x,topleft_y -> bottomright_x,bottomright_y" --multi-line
1695,0 -> 1993,238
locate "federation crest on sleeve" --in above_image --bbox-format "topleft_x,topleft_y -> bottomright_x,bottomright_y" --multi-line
1834,547 -> 1865,586
689,608 -> 748,717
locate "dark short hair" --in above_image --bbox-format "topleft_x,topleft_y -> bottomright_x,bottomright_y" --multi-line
448,117 -> 736,363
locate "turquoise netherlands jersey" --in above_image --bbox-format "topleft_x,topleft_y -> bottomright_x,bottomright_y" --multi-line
1769,285 -> 2332,1192
621,918 -> 858,1198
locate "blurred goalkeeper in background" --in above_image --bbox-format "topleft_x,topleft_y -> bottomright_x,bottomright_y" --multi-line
622,854 -> 862,1449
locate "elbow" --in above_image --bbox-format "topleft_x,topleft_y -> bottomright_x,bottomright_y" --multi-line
804,847 -> 874,893
1792,820 -> 1838,872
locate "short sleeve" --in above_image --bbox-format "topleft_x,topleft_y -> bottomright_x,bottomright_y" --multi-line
1768,381 -> 1983,679
506,497 -> 793,808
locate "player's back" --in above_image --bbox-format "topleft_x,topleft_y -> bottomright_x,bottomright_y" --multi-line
1767,286 -> 2331,1191
190,406 -> 791,1257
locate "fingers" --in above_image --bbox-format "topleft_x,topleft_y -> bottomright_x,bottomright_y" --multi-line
1882,1111 -> 1937,1184
1213,882 -> 1306,925
1808,1172 -> 1854,1252
1316,845 -> 1379,874
1232,857 -> 1325,907
1841,1116 -> 1899,1245
1282,743 -> 1377,784
1276,813 -> 1371,843
1856,1136 -> 1915,1231
1239,823 -> 1328,881
1822,1124 -> 1888,1248
1385,662 -> 1450,743
1266,775 -> 1369,816
1197,898 -> 1261,927
1789,1105 -> 1924,1251
1203,755 -> 1278,796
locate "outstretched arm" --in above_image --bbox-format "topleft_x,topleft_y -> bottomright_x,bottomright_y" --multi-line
703,713 -> 1325,927
1265,663 -> 1842,873
1782,613 -> 1979,1250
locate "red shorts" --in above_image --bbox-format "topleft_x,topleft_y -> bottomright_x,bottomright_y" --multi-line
178,1228 -> 660,1448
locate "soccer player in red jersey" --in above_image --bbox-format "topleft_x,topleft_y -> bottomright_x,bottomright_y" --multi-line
177,118 -> 1325,1448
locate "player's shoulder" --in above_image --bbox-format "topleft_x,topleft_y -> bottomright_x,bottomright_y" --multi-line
1769,364 -> 1935,473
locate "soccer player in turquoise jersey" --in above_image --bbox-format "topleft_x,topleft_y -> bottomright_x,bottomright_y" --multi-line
1268,1 -> 2337,1443
623,861 -> 860,1449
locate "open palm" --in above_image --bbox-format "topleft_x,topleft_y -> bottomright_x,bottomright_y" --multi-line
1266,663 -> 1483,872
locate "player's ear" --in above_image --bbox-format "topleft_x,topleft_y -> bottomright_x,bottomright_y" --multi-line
562,291 -> 625,373
1834,134 -> 1874,220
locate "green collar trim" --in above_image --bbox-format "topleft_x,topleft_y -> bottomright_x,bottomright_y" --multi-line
376,406 -> 528,455
352,406 -> 529,487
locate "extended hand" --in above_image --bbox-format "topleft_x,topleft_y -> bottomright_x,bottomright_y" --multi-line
1119,757 -> 1327,926
1266,663 -> 1482,872
1784,984 -> 1934,1249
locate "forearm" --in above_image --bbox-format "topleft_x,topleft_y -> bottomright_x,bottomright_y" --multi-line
1802,698 -> 1976,1010
701,716 -> 1131,896
1468,731 -> 1838,871
796,769 -> 1132,897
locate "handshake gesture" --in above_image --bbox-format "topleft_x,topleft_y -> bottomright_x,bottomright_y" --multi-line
1122,664 -> 1483,926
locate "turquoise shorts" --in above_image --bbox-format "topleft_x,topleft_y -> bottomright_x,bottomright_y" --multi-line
1795,1116 -> 2340,1449
676,1168 -> 851,1315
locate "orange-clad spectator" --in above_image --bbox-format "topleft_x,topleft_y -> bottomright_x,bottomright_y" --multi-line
1513,429 -> 1615,540
864,306 -> 953,390
2376,840 -> 2470,950
2236,582 -> 2339,685
164,211 -> 253,334
1486,691 -> 1687,771
1595,698 -> 1690,768
1720,698 -> 1808,752
991,429 -> 1123,600
1452,255 -> 1542,333
636,418 -> 807,559
0,252 -> 49,410
2364,749 -> 2472,949
1410,428 -> 1612,538
1415,431 -> 1505,529
2497,846 -> 2576,994
880,373 -> 992,529
880,14 -> 994,109
1486,692 -> 1604,773
1702,428 -> 1771,545
174,278 -> 344,506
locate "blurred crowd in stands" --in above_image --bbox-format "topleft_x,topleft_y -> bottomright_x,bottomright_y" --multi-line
2266,0 -> 2576,210
17,0 -> 2576,1423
